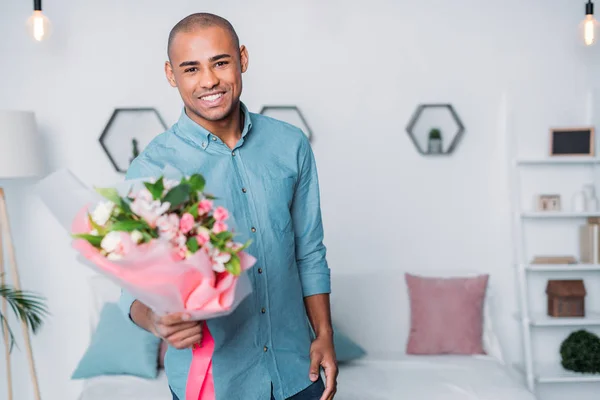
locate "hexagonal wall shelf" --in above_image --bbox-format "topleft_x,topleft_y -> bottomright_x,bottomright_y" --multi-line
259,105 -> 313,141
405,104 -> 465,155
99,108 -> 168,173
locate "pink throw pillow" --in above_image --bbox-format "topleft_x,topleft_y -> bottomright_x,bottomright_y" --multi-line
405,273 -> 488,355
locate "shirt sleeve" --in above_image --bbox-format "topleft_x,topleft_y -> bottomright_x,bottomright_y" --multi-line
291,135 -> 331,297
117,155 -> 162,321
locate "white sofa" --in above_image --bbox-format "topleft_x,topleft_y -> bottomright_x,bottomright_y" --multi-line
77,269 -> 536,400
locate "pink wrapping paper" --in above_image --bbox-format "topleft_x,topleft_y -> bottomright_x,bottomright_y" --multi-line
71,204 -> 256,399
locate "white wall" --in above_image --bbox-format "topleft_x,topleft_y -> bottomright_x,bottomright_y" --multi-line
1,0 -> 600,399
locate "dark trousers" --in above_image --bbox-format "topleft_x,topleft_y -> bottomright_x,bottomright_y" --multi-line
170,377 -> 325,400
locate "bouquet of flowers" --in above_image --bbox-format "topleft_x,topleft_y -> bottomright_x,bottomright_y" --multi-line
36,168 -> 256,400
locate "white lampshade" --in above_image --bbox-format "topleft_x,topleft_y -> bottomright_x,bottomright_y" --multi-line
0,110 -> 45,179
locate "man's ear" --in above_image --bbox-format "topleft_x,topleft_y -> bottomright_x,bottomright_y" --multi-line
239,45 -> 249,73
165,61 -> 177,87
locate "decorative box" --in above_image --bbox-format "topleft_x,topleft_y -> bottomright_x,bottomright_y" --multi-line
546,280 -> 586,317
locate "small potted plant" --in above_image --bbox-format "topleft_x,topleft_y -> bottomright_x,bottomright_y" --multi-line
560,329 -> 600,374
428,128 -> 443,154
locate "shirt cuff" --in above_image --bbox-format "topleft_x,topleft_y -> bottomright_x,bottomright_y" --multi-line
118,289 -> 137,323
300,271 -> 331,297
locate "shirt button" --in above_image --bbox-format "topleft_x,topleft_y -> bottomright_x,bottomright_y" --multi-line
242,188 -> 247,193
264,346 -> 268,352
212,136 -> 217,141
232,151 -> 236,156
261,307 -> 266,314
258,268 -> 263,274
251,227 -> 256,233
201,142 -> 207,148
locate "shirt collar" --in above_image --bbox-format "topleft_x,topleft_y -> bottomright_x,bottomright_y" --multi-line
175,101 -> 253,149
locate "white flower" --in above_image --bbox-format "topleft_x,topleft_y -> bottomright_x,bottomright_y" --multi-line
130,189 -> 171,227
163,179 -> 180,191
175,232 -> 187,248
106,252 -> 123,261
156,214 -> 180,241
101,231 -> 124,254
90,229 -> 99,236
91,201 -> 115,226
130,230 -> 143,244
211,249 -> 231,273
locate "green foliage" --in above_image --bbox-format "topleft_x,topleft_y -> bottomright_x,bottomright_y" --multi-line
429,128 -> 442,139
560,329 -> 600,373
0,278 -> 49,353
144,177 -> 164,200
71,233 -> 103,247
226,254 -> 241,276
164,184 -> 191,212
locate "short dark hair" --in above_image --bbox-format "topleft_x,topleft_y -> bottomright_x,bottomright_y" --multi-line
167,13 -> 240,60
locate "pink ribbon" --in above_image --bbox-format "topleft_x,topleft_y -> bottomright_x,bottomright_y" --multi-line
185,322 -> 216,400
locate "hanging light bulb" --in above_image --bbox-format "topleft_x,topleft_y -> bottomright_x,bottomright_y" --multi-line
583,0 -> 598,46
26,0 -> 52,42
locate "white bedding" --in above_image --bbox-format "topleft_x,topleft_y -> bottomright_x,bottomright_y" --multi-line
78,355 -> 536,400
335,355 -> 537,400
78,371 -> 171,400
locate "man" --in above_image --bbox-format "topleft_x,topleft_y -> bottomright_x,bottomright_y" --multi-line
118,12 -> 338,400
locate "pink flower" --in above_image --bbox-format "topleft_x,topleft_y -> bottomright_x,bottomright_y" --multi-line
179,213 -> 195,234
212,221 -> 228,234
196,227 -> 211,246
156,213 -> 180,241
213,206 -> 229,222
172,246 -> 187,261
198,199 -> 213,216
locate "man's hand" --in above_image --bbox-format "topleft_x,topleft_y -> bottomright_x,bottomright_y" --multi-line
149,311 -> 203,350
309,334 -> 338,400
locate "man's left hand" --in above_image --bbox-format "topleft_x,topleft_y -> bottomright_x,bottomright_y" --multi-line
309,334 -> 338,400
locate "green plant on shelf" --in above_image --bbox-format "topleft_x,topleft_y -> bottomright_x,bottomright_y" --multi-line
560,329 -> 600,374
429,128 -> 441,139
427,128 -> 443,154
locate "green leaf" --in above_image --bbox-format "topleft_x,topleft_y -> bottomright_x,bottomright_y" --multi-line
163,184 -> 191,211
185,202 -> 199,219
189,174 -> 206,193
144,177 -> 164,200
109,220 -> 149,232
214,231 -> 234,242
0,280 -> 49,353
225,254 -> 241,276
142,231 -> 154,242
119,198 -> 132,214
238,239 -> 252,252
94,187 -> 121,204
187,236 -> 199,253
71,233 -> 103,247
210,231 -> 234,247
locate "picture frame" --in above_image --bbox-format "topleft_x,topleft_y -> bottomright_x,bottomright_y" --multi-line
549,127 -> 594,157
536,194 -> 561,212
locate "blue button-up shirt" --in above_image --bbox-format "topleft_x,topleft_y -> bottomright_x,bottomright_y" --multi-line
118,102 -> 331,400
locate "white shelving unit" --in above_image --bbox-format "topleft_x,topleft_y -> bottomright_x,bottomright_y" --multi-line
509,149 -> 600,392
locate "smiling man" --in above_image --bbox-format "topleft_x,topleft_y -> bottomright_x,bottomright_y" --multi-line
118,12 -> 338,400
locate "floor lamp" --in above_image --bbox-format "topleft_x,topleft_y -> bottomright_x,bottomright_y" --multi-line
0,110 -> 45,400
